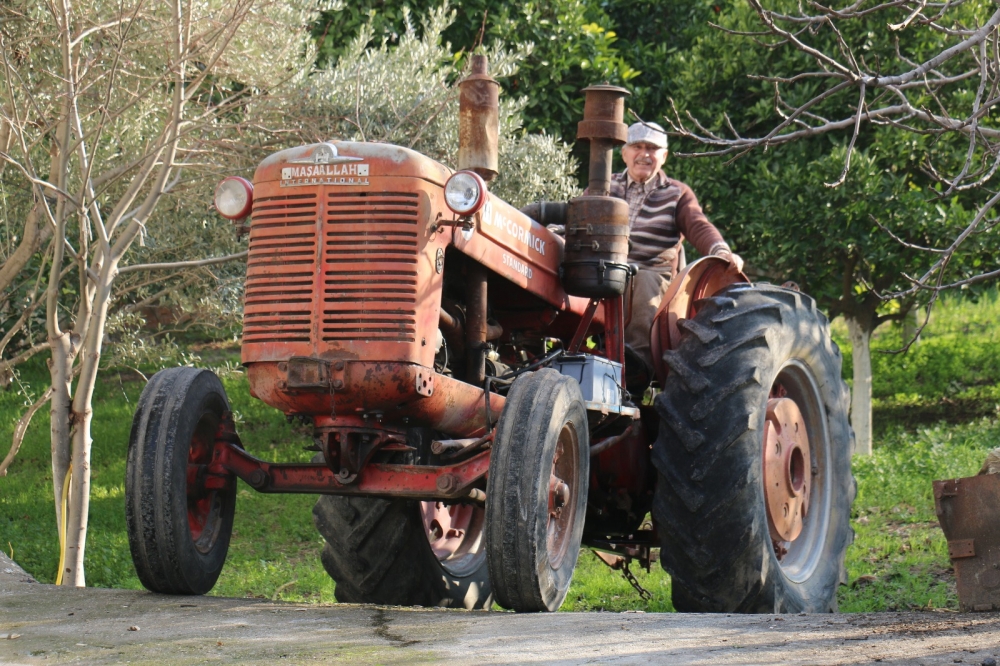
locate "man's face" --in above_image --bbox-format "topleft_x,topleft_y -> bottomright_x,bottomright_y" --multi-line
622,142 -> 667,183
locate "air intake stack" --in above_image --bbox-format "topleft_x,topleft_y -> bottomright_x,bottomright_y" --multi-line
561,84 -> 630,297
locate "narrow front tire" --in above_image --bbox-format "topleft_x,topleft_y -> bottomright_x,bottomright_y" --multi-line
125,367 -> 237,595
485,369 -> 590,612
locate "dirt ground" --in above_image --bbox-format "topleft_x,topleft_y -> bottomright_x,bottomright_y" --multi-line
2,553 -> 999,665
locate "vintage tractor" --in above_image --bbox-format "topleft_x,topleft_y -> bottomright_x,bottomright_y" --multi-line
124,57 -> 854,613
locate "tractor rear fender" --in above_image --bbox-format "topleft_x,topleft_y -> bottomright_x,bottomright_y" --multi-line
649,256 -> 750,385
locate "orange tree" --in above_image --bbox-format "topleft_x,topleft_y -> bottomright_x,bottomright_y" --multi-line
656,0 -> 997,454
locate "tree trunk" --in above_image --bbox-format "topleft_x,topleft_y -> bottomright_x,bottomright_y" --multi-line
48,331 -> 74,575
845,315 -> 873,456
62,271 -> 115,586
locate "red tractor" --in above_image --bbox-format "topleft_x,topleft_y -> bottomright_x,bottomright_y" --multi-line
125,58 -> 854,613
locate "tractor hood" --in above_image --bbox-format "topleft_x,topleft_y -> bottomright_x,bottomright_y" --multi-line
255,141 -> 452,188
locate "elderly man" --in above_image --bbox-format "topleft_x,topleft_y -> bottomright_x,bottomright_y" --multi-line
610,121 -> 743,370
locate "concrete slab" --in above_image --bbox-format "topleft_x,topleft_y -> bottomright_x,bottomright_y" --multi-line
2,555 -> 999,665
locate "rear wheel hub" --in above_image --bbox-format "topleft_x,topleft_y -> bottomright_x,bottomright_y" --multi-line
420,500 -> 485,577
763,397 -> 811,544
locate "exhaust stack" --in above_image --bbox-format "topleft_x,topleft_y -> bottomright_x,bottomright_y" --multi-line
458,55 -> 499,182
577,84 -> 629,196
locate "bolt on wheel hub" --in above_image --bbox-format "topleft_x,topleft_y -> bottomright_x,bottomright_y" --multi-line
763,397 -> 811,543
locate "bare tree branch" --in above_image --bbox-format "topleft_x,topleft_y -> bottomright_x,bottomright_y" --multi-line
0,387 -> 54,477
116,250 -> 248,274
826,82 -> 866,187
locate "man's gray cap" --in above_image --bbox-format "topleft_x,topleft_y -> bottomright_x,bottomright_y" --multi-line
626,121 -> 668,149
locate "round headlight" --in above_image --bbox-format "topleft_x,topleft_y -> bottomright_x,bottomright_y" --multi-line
214,176 -> 253,220
444,171 -> 487,216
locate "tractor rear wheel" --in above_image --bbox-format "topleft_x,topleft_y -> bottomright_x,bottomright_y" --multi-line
313,495 -> 491,608
485,369 -> 590,612
125,367 -> 237,595
652,284 -> 854,613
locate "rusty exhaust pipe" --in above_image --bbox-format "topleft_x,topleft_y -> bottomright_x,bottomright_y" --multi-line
577,84 -> 630,196
458,54 -> 499,182
466,262 -> 488,385
457,55 -> 498,384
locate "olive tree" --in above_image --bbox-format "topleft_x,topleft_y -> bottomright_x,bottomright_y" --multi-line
269,5 -> 581,206
0,0 -> 323,585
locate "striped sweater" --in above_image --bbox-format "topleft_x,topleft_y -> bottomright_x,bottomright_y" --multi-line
605,170 -> 730,279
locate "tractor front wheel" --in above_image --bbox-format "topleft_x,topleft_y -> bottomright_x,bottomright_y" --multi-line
485,369 -> 590,612
653,284 -> 855,613
125,367 -> 237,595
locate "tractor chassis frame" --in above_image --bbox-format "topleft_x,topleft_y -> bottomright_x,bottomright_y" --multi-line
194,414 -> 490,501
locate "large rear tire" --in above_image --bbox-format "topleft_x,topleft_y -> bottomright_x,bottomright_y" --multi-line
485,368 -> 590,612
313,495 -> 492,609
125,367 -> 237,595
653,284 -> 854,613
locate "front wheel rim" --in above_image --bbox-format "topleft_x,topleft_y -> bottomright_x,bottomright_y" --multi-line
187,411 -> 224,554
546,421 -> 580,570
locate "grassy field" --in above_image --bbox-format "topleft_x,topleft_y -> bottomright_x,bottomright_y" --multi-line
2,291 -> 999,611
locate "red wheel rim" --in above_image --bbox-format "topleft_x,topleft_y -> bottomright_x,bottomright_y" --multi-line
546,421 -> 580,569
420,501 -> 485,575
763,363 -> 832,582
187,412 -> 223,554
762,396 -> 811,546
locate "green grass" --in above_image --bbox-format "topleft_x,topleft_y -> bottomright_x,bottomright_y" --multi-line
839,418 -> 999,611
2,292 -> 999,611
833,290 -> 1000,434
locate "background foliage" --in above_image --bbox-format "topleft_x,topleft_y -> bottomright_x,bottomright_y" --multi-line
660,0 -> 995,325
311,0 -> 996,326
312,0 -> 638,172
289,6 -> 581,207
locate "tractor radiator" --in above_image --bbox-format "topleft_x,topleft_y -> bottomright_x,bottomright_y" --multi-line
244,192 -> 317,343
322,191 -> 419,343
243,190 -> 420,346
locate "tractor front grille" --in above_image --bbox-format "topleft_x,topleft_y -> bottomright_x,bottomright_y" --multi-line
321,192 -> 419,343
244,193 -> 317,343
243,190 -> 422,347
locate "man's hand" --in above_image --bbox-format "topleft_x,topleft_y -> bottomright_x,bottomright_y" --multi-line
712,247 -> 745,274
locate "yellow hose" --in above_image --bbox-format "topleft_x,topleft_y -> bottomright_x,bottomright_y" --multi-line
55,465 -> 71,586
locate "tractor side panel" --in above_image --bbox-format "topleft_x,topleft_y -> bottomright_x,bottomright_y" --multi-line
454,196 -> 600,324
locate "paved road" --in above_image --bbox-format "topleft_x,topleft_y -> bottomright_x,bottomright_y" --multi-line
2,554 -> 999,665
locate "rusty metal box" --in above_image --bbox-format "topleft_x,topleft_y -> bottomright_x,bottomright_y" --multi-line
934,474 -> 1000,612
